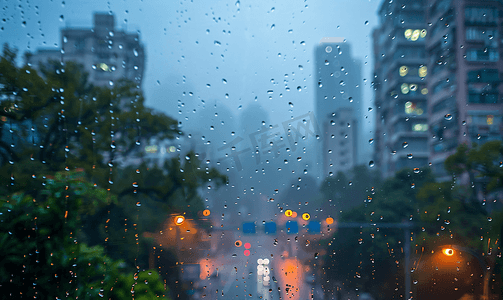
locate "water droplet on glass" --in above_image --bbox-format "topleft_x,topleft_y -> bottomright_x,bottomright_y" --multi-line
402,142 -> 408,148
444,114 -> 452,120
59,15 -> 64,22
365,20 -> 369,25
369,161 -> 374,168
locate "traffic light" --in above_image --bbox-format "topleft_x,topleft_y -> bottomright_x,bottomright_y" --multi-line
244,242 -> 251,256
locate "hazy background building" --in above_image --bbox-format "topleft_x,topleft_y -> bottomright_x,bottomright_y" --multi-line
426,0 -> 503,179
315,39 -> 362,178
373,0 -> 429,178
27,12 -> 145,88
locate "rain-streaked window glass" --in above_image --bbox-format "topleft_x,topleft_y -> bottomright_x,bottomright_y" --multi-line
1,1 -> 503,300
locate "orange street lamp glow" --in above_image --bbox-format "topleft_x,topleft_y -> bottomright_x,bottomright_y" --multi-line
326,217 -> 334,225
235,240 -> 242,247
302,213 -> 310,221
174,215 -> 185,225
443,248 -> 454,256
285,209 -> 293,217
202,209 -> 211,216
291,211 -> 298,218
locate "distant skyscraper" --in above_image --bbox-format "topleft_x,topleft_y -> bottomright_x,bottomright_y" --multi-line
27,12 -> 145,88
373,0 -> 429,178
425,0 -> 503,179
315,39 -> 361,178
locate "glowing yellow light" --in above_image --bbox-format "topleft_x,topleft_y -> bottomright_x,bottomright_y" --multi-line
401,83 -> 410,94
419,66 -> 427,77
285,210 -> 293,217
443,248 -> 454,256
404,29 -> 413,40
399,66 -> 408,77
174,215 -> 185,225
411,29 -> 421,41
326,217 -> 334,225
416,108 -> 424,115
169,146 -> 176,152
302,213 -> 310,221
420,29 -> 427,38
421,88 -> 428,95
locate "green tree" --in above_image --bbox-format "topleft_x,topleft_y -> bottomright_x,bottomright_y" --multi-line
0,43 -> 179,191
0,171 -> 171,299
445,140 -> 503,202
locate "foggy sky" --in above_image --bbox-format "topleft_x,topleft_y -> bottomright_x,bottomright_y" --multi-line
0,0 -> 380,164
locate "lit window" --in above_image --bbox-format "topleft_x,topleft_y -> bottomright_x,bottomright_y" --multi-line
99,63 -> 110,72
401,83 -> 410,94
420,29 -> 427,38
421,88 -> 428,95
413,124 -> 428,132
419,66 -> 427,77
399,66 -> 408,77
404,29 -> 413,40
405,101 -> 415,113
145,145 -> 158,153
411,29 -> 421,41
487,115 -> 494,125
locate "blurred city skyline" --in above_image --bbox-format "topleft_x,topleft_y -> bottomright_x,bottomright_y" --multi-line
0,0 -> 380,165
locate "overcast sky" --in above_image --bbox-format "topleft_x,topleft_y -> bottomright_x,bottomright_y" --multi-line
1,0 -> 381,162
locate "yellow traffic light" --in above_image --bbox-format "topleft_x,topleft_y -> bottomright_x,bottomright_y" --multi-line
174,215 -> 185,225
302,213 -> 310,221
285,209 -> 293,217
443,248 -> 454,256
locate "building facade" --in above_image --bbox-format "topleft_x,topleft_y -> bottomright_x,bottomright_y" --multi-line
426,0 -> 503,178
315,39 -> 361,178
27,12 -> 145,88
373,0 -> 430,178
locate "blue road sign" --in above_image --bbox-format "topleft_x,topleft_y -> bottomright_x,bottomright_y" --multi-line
308,221 -> 321,233
243,222 -> 256,234
285,220 -> 298,234
264,222 -> 276,234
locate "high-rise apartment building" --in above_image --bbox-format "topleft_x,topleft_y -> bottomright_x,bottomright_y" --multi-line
373,0 -> 430,178
426,0 -> 503,178
27,12 -> 145,88
315,39 -> 361,178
